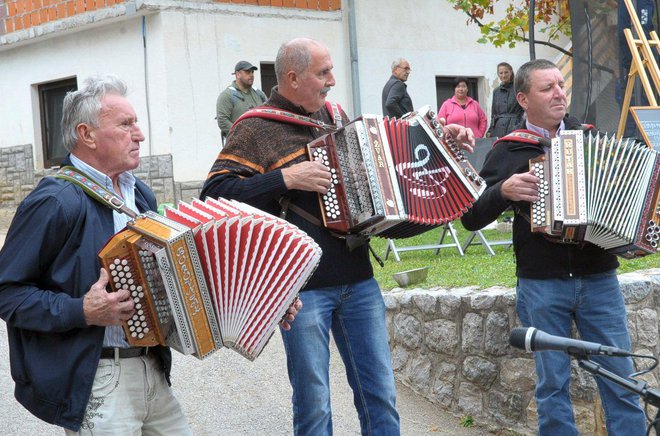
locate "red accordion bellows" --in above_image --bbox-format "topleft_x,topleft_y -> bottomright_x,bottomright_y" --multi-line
307,106 -> 486,238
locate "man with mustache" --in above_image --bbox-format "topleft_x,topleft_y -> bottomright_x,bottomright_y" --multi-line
461,59 -> 646,436
202,38 -> 474,435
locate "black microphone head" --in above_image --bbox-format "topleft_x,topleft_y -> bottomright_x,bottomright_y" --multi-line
509,327 -> 533,351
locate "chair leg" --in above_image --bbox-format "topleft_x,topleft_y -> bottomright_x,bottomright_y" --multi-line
385,238 -> 401,262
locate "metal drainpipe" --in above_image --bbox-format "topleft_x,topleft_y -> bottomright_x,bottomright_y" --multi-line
347,0 -> 361,116
529,0 -> 536,60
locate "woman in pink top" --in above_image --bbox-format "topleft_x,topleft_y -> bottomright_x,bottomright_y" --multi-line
437,77 -> 488,138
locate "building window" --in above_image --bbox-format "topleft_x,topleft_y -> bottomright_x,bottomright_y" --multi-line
39,78 -> 77,168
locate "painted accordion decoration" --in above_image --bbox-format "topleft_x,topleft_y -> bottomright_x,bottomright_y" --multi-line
98,197 -> 322,360
529,130 -> 660,259
307,105 -> 487,238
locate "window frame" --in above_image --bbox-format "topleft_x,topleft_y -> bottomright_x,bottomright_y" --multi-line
38,77 -> 77,168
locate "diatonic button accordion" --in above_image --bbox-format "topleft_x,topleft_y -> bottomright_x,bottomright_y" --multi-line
307,105 -> 486,238
98,197 -> 322,360
529,130 -> 660,258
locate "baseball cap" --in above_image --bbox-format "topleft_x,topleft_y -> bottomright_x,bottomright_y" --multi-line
234,61 -> 258,72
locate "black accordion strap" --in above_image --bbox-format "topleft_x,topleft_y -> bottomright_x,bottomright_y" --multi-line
54,166 -> 138,219
278,197 -> 384,267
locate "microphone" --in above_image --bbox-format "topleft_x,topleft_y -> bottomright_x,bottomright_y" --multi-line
509,327 -> 632,357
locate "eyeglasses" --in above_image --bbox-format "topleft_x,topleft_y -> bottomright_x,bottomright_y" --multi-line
397,66 -> 411,72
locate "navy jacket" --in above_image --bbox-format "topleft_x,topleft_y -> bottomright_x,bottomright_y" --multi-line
0,161 -> 171,431
461,116 -> 619,278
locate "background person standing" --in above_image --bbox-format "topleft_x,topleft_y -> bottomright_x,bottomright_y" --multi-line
437,76 -> 487,138
486,62 -> 524,138
382,58 -> 413,118
216,60 -> 267,140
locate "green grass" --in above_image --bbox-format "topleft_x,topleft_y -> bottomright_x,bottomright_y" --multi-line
370,220 -> 659,291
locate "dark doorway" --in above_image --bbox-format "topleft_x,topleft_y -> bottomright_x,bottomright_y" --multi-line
260,62 -> 277,98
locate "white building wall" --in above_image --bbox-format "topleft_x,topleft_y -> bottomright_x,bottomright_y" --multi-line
353,0 -> 568,116
0,1 -> 569,183
154,8 -> 347,181
0,18 -> 148,168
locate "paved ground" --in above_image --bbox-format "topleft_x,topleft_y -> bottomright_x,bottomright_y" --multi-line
0,209 -> 493,435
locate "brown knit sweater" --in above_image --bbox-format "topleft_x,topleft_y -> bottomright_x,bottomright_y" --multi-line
200,88 -> 374,290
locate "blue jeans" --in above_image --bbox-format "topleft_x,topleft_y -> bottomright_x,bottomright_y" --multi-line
280,277 -> 400,436
516,271 -> 646,436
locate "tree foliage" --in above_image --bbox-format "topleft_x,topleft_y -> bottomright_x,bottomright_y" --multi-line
445,0 -> 571,51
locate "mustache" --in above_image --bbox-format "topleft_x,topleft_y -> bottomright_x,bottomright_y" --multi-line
321,86 -> 332,94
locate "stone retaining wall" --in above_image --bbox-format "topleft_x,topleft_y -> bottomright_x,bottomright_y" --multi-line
384,269 -> 660,435
0,144 -> 203,206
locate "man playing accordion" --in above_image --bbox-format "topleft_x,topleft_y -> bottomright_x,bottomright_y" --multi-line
461,59 -> 646,436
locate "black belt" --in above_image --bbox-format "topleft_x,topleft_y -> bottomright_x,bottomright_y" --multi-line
100,347 -> 149,359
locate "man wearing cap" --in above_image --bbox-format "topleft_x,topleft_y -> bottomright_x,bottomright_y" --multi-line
216,61 -> 268,139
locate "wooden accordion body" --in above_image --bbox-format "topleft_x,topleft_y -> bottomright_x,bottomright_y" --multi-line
306,105 -> 487,238
529,130 -> 660,258
98,198 -> 322,360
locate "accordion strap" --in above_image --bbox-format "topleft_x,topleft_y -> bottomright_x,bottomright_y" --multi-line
54,166 -> 138,218
232,107 -> 338,133
278,197 -> 385,267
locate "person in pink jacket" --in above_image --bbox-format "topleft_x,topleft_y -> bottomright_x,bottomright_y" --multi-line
437,76 -> 488,138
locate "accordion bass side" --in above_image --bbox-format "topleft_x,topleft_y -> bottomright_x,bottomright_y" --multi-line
307,105 -> 486,238
529,130 -> 660,258
98,198 -> 322,360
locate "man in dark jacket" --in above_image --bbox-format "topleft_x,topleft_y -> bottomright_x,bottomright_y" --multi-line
0,76 -> 192,434
461,59 -> 645,436
382,58 -> 413,118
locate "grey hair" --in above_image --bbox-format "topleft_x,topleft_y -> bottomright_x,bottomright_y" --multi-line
391,58 -> 407,71
514,59 -> 557,95
61,75 -> 128,152
275,38 -> 322,83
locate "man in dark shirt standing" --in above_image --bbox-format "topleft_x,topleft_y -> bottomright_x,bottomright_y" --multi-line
382,58 -> 413,117
461,59 -> 645,436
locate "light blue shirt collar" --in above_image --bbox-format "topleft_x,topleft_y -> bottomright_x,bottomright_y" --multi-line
69,154 -> 136,195
525,119 -> 566,139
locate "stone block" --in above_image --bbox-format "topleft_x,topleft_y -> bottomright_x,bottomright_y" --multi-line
435,361 -> 457,381
484,311 -> 510,356
411,292 -> 439,317
470,288 -> 500,310
391,345 -> 409,373
457,382 -> 483,416
462,356 -> 497,389
636,308 -> 658,348
425,319 -> 458,355
438,292 -> 462,318
569,361 -> 597,402
432,377 -> 455,408
487,389 -> 527,423
573,405 -> 597,435
408,354 -> 432,394
500,358 -> 536,392
461,312 -> 482,353
620,272 -> 654,304
392,313 -> 422,349
157,155 -> 173,177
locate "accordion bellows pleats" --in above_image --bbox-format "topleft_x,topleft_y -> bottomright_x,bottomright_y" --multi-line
307,105 -> 486,238
530,130 -> 660,258
98,197 -> 322,360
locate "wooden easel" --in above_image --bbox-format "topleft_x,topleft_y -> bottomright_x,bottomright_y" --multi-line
617,0 -> 660,138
